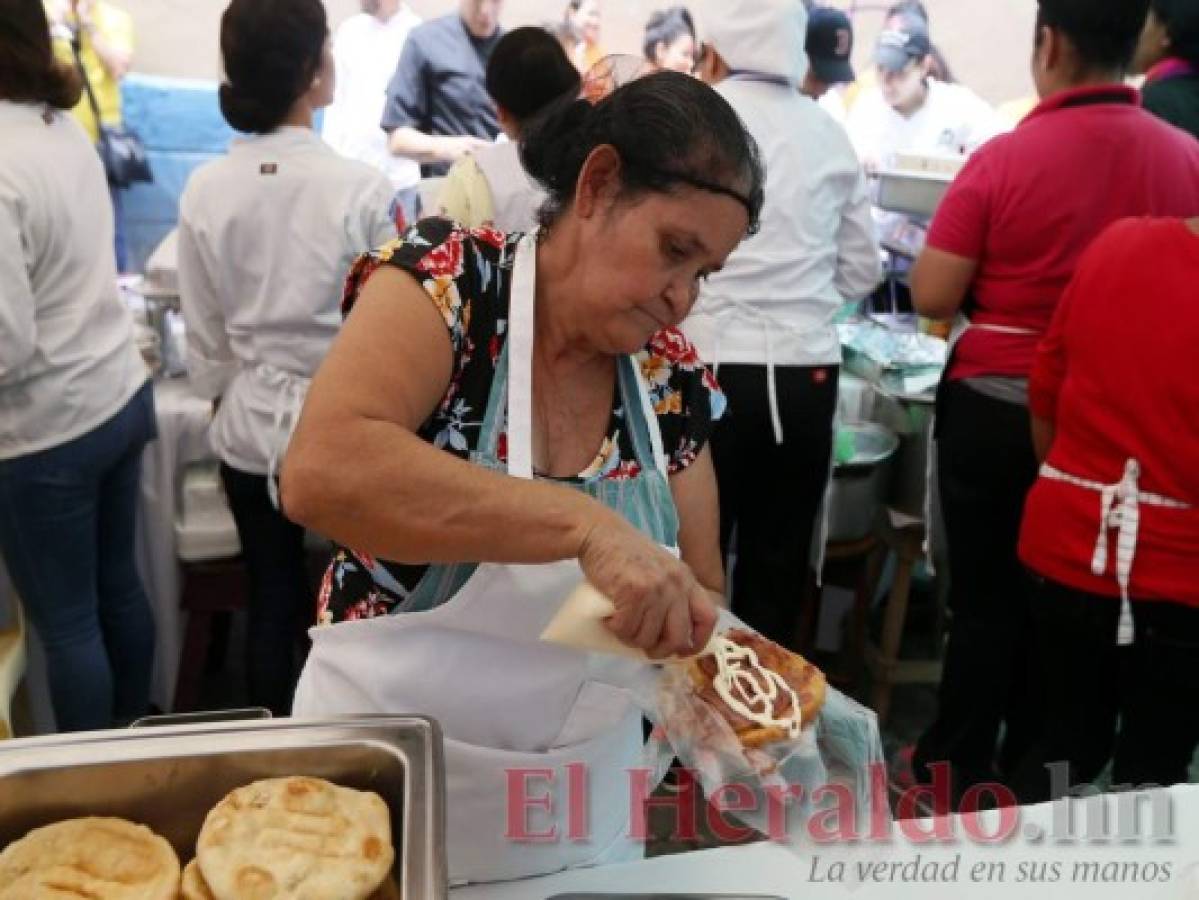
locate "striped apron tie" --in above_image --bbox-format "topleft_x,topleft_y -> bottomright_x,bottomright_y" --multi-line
1039,458 -> 1191,645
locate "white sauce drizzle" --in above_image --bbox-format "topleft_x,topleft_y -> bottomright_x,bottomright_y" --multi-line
709,635 -> 802,739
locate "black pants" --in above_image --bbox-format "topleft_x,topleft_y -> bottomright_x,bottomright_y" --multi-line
712,364 -> 838,648
914,381 -> 1042,801
1014,577 -> 1199,801
219,464 -> 311,716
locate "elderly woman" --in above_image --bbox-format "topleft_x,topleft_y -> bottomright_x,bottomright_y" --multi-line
281,71 -> 763,884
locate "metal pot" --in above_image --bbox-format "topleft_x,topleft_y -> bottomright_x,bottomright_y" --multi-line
827,422 -> 900,542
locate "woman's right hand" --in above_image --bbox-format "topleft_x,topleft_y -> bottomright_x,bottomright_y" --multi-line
578,514 -> 719,661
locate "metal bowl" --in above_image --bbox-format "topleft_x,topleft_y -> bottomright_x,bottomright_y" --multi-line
828,423 -> 901,542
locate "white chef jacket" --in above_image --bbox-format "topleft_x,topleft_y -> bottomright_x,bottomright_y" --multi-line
178,127 -> 397,475
846,78 -> 1006,168
0,101 -> 148,460
322,7 -> 422,191
683,78 -> 882,369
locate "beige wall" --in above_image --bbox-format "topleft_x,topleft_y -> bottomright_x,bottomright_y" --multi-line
120,0 -> 1037,104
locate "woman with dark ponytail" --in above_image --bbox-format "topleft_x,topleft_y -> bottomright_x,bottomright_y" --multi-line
177,0 -> 399,716
283,71 -> 763,882
0,0 -> 156,732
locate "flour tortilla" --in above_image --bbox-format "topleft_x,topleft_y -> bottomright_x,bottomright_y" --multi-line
0,816 -> 180,900
196,776 -> 393,900
181,860 -> 215,900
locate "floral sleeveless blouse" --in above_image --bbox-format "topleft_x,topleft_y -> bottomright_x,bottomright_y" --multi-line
319,218 -> 725,624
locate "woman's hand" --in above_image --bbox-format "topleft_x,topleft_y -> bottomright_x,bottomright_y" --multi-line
578,513 -> 719,660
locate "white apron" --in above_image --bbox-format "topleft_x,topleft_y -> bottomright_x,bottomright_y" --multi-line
293,235 -> 676,884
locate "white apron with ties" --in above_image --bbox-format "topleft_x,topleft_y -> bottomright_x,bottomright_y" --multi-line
293,235 -> 675,884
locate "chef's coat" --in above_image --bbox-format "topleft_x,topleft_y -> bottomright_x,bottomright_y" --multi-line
178,127 -> 397,475
683,79 -> 882,369
0,101 -> 147,460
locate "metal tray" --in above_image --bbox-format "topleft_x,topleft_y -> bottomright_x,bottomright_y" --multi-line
0,715 -> 447,899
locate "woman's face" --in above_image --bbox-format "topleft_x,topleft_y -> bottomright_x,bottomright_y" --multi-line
570,0 -> 602,45
1132,9 -> 1170,75
655,34 -> 696,74
575,183 -> 749,355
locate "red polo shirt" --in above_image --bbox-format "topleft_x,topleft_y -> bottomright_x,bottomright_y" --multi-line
926,85 -> 1199,381
1019,218 -> 1199,606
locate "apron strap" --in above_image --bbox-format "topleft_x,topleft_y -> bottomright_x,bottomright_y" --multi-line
506,235 -> 537,480
623,356 -> 669,478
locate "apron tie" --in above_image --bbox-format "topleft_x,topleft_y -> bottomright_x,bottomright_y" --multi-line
708,305 -> 785,445
256,364 -> 311,510
1040,458 -> 1190,646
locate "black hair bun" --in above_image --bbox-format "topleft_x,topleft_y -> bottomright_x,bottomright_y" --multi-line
218,83 -> 277,135
520,97 -> 594,189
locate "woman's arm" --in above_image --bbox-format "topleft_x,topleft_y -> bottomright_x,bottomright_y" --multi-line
911,246 -> 978,321
281,265 -> 716,656
176,213 -> 236,400
1031,415 -> 1056,464
0,193 -> 37,381
282,265 -> 600,564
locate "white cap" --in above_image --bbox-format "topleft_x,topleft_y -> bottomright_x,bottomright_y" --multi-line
691,0 -> 809,84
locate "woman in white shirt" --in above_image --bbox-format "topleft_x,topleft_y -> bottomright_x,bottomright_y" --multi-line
178,0 -> 397,715
688,0 -> 882,647
436,27 -> 581,231
0,0 -> 154,732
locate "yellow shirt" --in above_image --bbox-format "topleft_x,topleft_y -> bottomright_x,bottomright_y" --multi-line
47,1 -> 133,143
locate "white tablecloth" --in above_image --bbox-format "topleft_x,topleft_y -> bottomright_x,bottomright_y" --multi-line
136,378 -> 215,710
451,785 -> 1199,899
9,379 -> 213,731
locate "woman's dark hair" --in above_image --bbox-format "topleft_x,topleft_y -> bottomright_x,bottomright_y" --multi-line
0,0 -> 82,108
1151,0 -> 1199,66
521,70 -> 764,235
1035,0 -> 1152,72
642,6 -> 695,63
218,0 -> 327,134
486,27 -> 581,130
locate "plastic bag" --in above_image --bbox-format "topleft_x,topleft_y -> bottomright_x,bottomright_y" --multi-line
634,610 -> 891,848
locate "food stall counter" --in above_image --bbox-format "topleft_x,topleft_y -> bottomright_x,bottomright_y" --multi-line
450,784 -> 1199,900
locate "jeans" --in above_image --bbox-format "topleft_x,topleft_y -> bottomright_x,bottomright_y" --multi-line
914,381 -> 1042,804
712,364 -> 839,648
219,464 -> 312,715
0,382 -> 157,731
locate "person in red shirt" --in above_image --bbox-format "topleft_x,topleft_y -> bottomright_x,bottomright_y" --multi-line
908,0 -> 1199,809
1014,217 -> 1199,799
